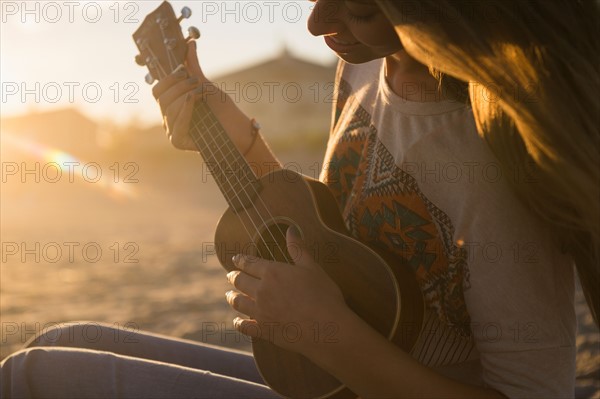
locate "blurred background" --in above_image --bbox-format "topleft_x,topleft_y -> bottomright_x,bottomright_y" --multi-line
1,1 -> 597,397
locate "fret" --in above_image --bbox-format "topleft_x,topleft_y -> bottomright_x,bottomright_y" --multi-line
205,160 -> 254,184
212,133 -> 235,156
221,145 -> 242,164
189,100 -> 261,212
222,179 -> 261,199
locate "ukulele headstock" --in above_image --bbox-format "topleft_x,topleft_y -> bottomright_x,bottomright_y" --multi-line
132,1 -> 200,84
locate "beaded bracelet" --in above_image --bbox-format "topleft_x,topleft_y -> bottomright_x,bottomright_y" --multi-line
242,118 -> 261,156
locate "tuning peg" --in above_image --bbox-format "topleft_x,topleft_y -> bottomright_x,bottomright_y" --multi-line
145,73 -> 156,85
177,6 -> 192,23
185,26 -> 201,41
135,54 -> 146,66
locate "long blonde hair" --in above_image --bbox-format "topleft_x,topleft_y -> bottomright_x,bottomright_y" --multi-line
377,0 -> 600,324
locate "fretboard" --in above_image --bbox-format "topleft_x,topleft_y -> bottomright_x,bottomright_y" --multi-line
190,101 -> 261,212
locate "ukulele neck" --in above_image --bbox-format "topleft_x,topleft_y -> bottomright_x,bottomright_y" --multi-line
189,101 -> 262,212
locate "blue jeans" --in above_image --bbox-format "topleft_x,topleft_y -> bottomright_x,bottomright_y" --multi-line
0,322 -> 280,398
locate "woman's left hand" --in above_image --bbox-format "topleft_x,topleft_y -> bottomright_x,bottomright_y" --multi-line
226,226 -> 351,357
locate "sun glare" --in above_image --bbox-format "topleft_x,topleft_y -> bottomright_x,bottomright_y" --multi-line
2,132 -> 137,200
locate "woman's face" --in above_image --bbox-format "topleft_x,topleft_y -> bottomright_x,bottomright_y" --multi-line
307,0 -> 402,64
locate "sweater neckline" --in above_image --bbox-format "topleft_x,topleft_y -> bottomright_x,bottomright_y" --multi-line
378,59 -> 467,116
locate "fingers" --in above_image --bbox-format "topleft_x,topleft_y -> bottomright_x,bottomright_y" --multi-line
152,68 -> 188,100
152,68 -> 204,151
186,41 -> 204,77
232,254 -> 269,278
226,269 -> 261,318
233,317 -> 261,339
226,290 -> 255,318
156,76 -> 202,115
227,270 -> 259,298
164,92 -> 196,149
151,41 -> 204,102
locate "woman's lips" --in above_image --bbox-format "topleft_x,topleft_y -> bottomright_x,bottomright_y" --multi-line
324,35 -> 361,53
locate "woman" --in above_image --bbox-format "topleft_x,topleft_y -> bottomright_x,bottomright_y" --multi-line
374,0 -> 599,328
156,1 -> 586,397
0,1 -> 587,398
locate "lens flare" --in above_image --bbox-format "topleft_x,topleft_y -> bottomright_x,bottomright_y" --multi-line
2,132 -> 136,200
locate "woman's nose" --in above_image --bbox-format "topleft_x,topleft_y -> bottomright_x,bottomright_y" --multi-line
307,0 -> 345,37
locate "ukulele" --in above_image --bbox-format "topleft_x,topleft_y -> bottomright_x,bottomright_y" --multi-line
133,2 -> 424,398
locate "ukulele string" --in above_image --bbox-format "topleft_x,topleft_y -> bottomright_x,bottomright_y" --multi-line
189,130 -> 261,260
192,109 -> 256,245
190,106 -> 284,254
190,113 -> 283,263
191,105 -> 292,264
158,22 -> 178,72
190,107 -> 283,263
146,46 -> 169,79
160,27 -> 291,264
200,111 -> 294,264
158,42 -> 270,260
211,126 -> 291,263
157,19 -> 177,71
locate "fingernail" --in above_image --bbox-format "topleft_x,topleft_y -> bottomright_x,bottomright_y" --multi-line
232,254 -> 240,265
288,226 -> 301,238
226,271 -> 235,281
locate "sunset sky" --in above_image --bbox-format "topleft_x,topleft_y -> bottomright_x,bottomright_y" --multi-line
1,0 -> 336,126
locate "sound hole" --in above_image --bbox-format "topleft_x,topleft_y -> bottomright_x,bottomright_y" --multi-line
256,221 -> 296,264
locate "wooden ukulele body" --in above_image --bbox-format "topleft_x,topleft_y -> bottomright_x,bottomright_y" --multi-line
215,169 -> 424,399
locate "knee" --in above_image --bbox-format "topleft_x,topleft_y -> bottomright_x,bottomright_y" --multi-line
1,346 -> 112,398
24,321 -> 111,349
1,347 -> 53,397
2,347 -> 49,371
